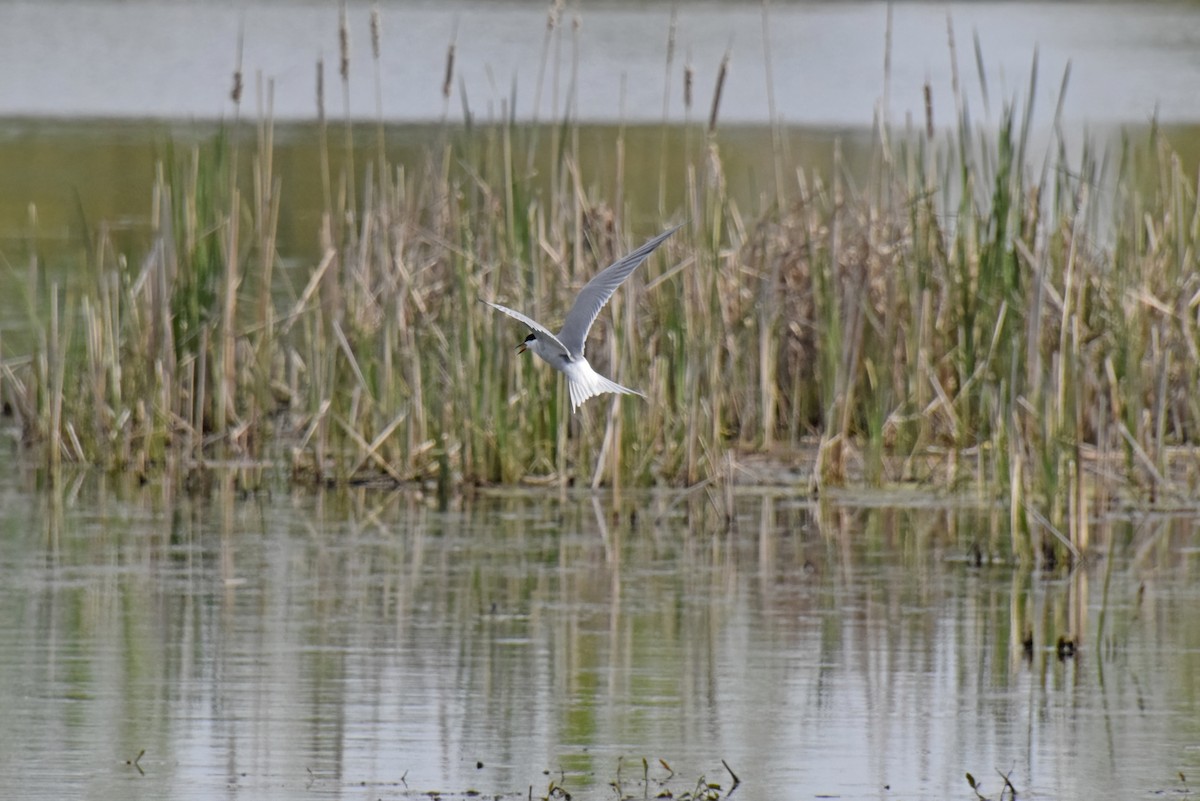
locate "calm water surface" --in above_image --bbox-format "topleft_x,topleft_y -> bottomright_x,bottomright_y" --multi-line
4,1 -> 1200,125
1,467 -> 1198,800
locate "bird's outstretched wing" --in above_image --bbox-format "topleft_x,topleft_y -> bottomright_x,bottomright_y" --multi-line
558,224 -> 681,356
483,300 -> 571,359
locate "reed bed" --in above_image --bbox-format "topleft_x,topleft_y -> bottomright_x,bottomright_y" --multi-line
2,16 -> 1199,562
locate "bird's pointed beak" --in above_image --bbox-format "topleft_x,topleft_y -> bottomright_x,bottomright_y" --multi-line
516,343 -> 527,354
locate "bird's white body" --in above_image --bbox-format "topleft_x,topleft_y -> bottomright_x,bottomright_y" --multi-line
523,336 -> 644,410
485,225 -> 680,412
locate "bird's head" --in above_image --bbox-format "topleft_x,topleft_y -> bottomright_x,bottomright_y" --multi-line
517,332 -> 537,355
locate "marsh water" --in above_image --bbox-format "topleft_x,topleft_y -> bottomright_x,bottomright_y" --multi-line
5,0 -> 1200,125
1,466 -> 1199,801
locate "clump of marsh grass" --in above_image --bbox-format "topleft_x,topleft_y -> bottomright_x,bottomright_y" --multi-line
3,9 -> 1200,568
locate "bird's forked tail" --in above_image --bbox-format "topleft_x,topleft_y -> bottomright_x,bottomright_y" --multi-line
567,364 -> 645,412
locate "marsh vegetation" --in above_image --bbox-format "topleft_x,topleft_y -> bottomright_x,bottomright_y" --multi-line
2,10 -> 1199,566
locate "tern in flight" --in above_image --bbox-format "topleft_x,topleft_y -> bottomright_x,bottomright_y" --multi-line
485,225 -> 680,412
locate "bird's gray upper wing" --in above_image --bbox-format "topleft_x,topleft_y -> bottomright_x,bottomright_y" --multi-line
558,224 -> 681,355
483,300 -> 571,359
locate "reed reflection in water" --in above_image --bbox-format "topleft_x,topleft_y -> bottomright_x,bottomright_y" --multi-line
0,473 -> 1197,800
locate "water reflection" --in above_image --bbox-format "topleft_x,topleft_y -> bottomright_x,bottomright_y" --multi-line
0,470 -> 1197,800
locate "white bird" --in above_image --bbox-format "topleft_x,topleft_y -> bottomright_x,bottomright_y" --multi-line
485,225 -> 680,412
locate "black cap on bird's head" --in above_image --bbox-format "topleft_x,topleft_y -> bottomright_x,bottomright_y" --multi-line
517,332 -> 536,354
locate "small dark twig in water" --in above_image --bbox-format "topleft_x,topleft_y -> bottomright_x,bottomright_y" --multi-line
996,767 -> 1018,799
125,749 -> 145,776
722,759 -> 741,794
